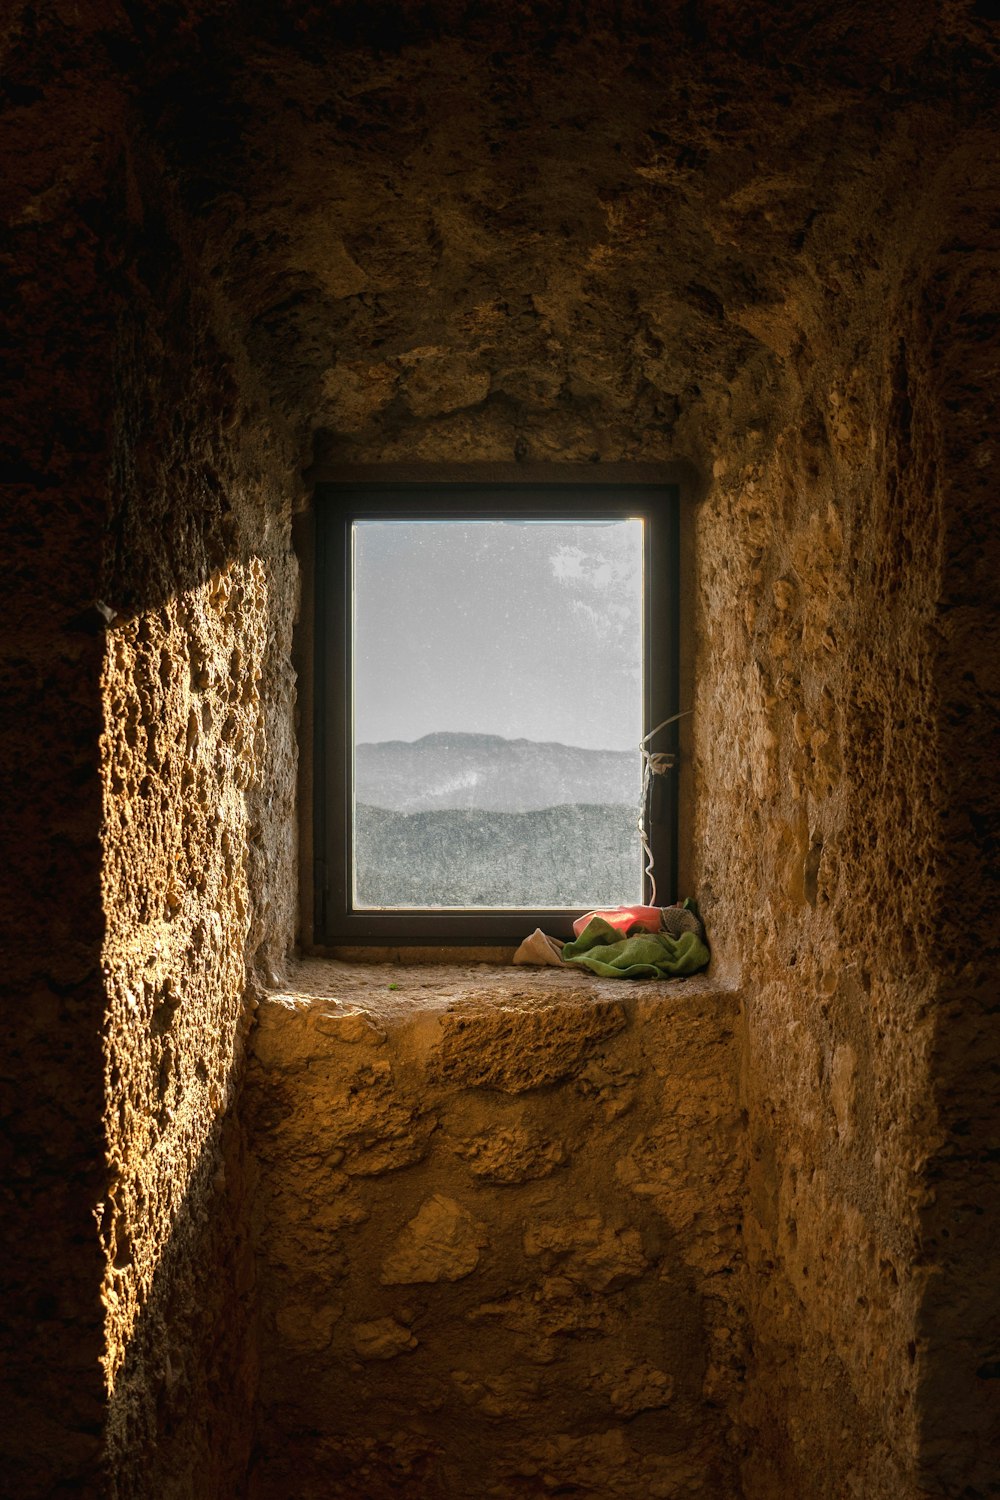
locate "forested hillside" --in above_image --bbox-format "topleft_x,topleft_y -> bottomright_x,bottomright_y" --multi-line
355,801 -> 640,908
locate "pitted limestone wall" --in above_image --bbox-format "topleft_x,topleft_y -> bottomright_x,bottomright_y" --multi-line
691,147 -> 1000,1498
905,152 -> 1000,1493
696,330 -> 937,1496
2,12 -> 303,1492
96,146 -> 300,1497
246,961 -> 745,1499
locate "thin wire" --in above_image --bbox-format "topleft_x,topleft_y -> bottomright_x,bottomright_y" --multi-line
637,710 -> 692,905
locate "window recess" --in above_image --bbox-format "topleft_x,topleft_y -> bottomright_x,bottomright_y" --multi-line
312,483 -> 679,946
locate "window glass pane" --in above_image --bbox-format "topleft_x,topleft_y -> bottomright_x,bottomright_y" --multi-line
352,517 -> 644,909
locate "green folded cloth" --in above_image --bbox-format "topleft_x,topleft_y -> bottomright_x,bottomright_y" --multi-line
561,916 -> 709,979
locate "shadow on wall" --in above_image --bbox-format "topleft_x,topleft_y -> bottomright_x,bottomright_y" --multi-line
97,545 -> 297,1495
102,1062 -> 257,1500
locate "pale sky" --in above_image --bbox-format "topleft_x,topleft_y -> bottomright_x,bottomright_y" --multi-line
353,518 -> 643,752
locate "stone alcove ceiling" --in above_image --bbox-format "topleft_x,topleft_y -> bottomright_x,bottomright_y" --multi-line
132,1 -> 997,470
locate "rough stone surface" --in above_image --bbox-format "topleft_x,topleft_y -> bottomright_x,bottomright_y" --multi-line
380,1193 -> 487,1284
432,996 -> 628,1092
1,6 -> 301,1490
96,190 -> 300,1499
246,962 -> 745,1499
3,3 -> 998,1497
691,145 -> 1000,1500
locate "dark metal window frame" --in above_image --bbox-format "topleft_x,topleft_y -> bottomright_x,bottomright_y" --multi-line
313,482 -> 679,946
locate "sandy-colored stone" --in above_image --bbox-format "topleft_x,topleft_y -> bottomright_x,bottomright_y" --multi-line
432,998 -> 628,1092
246,967 -> 744,1494
401,349 -> 491,418
518,1427 -> 711,1498
276,1302 -> 342,1352
605,1361 -> 675,1416
450,1367 -> 541,1418
454,1126 -> 568,1184
351,1317 -> 418,1361
380,1194 -> 486,1284
523,1214 -> 648,1291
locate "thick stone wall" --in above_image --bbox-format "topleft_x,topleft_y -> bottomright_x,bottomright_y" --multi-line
246,961 -> 744,1498
692,147 -> 1000,1496
97,153 -> 299,1496
2,6 -> 303,1467
698,329 -> 933,1498
1,10 -> 127,1491
913,144 -> 1000,1498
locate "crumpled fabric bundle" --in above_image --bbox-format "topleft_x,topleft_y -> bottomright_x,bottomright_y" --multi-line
561,915 -> 709,978
513,900 -> 709,978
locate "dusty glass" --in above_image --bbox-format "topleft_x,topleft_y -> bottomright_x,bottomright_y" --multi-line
351,518 -> 644,908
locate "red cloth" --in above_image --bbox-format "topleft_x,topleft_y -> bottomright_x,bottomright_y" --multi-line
572,904 -> 663,939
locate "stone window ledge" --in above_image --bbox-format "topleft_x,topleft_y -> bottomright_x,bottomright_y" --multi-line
252,957 -> 740,1085
261,955 -> 736,1016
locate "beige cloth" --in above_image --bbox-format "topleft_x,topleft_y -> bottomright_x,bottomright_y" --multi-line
512,928 -> 568,966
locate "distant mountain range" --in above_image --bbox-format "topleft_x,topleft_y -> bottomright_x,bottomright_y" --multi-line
355,731 -> 640,813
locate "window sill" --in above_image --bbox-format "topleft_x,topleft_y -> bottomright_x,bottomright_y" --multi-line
255,956 -> 738,1058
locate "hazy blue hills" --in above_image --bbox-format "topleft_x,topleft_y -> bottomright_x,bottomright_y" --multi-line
355,731 -> 639,814
353,733 -> 643,908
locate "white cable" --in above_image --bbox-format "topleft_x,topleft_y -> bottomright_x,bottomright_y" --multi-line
636,711 -> 691,905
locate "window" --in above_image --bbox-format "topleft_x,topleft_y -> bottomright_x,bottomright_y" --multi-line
312,483 -> 679,945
